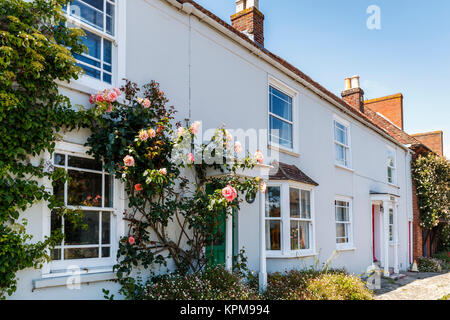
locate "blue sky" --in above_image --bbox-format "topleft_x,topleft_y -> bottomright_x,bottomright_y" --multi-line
194,0 -> 450,157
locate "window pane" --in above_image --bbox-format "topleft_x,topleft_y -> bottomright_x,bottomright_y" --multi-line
299,221 -> 310,249
335,144 -> 346,165
54,153 -> 66,166
335,205 -> 349,222
389,226 -> 393,241
103,38 -> 112,65
104,175 -> 113,208
67,170 -> 103,206
270,86 -> 292,121
289,188 -> 300,218
388,167 -> 393,182
290,221 -> 299,250
53,180 -> 65,204
65,211 -> 99,245
103,73 -> 112,84
102,247 -> 110,258
102,212 -> 110,244
335,122 -> 347,145
68,156 -> 102,171
336,223 -> 347,238
51,249 -> 61,260
51,211 -> 62,245
64,247 -> 99,260
266,187 -> 281,218
389,209 -> 394,224
70,0 -> 104,31
301,190 -> 311,219
106,2 -> 114,35
270,116 -> 293,149
265,220 -> 281,250
81,29 -> 101,60
77,62 -> 101,80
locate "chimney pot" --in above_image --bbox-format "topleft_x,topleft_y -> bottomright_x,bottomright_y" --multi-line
345,78 -> 352,90
351,75 -> 360,88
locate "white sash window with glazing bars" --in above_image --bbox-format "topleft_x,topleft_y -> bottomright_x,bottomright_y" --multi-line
64,0 -> 116,84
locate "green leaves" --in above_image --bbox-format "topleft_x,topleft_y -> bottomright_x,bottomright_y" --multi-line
0,0 -> 85,298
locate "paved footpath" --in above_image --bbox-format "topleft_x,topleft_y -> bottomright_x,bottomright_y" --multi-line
376,272 -> 450,300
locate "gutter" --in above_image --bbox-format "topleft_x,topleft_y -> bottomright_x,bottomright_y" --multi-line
163,0 -> 410,151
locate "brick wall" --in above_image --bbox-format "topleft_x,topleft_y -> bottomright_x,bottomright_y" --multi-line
412,181 -> 423,260
364,94 -> 404,130
411,131 -> 444,156
341,87 -> 365,112
231,7 -> 264,47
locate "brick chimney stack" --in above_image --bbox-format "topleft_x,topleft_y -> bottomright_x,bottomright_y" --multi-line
231,0 -> 265,47
341,75 -> 365,113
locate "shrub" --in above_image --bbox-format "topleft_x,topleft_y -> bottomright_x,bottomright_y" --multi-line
417,257 -> 442,273
143,266 -> 259,300
263,269 -> 373,300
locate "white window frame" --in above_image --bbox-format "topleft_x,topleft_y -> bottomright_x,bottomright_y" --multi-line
265,181 -> 316,258
387,146 -> 397,185
389,207 -> 394,243
334,196 -> 354,250
41,141 -> 125,276
62,0 -> 126,92
268,76 -> 299,154
333,115 -> 352,169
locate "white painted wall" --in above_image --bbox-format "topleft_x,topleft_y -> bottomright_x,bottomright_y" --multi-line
8,0 -> 413,299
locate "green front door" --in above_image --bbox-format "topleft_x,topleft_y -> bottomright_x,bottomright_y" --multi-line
206,209 -> 227,266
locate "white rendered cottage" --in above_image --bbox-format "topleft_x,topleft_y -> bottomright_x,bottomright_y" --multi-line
10,0 -> 414,299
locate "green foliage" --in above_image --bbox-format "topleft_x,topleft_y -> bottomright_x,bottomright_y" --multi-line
412,153 -> 450,230
262,269 -> 373,300
142,265 -> 259,300
0,0 -> 85,298
417,257 -> 443,273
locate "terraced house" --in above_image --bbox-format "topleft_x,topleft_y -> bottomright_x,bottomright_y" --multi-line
9,0 -> 444,299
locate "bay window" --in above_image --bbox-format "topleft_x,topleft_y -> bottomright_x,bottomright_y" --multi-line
266,183 -> 315,256
335,198 -> 353,249
52,152 -> 114,263
64,0 -> 116,84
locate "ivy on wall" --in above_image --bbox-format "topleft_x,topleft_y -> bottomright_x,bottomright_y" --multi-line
0,0 -> 86,298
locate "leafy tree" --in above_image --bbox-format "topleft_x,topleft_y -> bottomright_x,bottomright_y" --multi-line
412,153 -> 450,251
0,0 -> 85,298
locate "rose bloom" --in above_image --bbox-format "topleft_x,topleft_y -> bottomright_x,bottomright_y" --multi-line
188,153 -> 194,163
177,127 -> 186,136
128,236 -> 135,245
134,184 -> 143,192
222,185 -> 237,203
143,98 -> 151,108
89,95 -> 95,104
96,94 -> 104,102
254,150 -> 264,164
107,90 -> 118,103
225,130 -> 233,142
147,128 -> 156,138
159,168 -> 167,175
139,129 -> 149,141
189,121 -> 200,134
123,155 -> 135,167
107,104 -> 113,113
113,87 -> 121,95
157,125 -> 164,134
234,141 -> 242,154
259,181 -> 267,193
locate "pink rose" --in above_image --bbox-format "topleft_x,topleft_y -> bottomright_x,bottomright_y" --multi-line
143,98 -> 151,108
259,181 -> 267,193
128,236 -> 135,245
113,87 -> 121,95
139,129 -> 149,141
107,90 -> 118,103
177,127 -> 186,136
234,141 -> 242,154
159,168 -> 167,175
188,153 -> 194,163
96,94 -> 104,103
89,95 -> 95,104
147,128 -> 156,138
222,185 -> 237,203
254,150 -> 264,164
134,184 -> 143,192
124,155 -> 135,167
189,121 -> 200,134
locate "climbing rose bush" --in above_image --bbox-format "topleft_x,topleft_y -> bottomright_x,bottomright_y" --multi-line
83,80 -> 262,299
